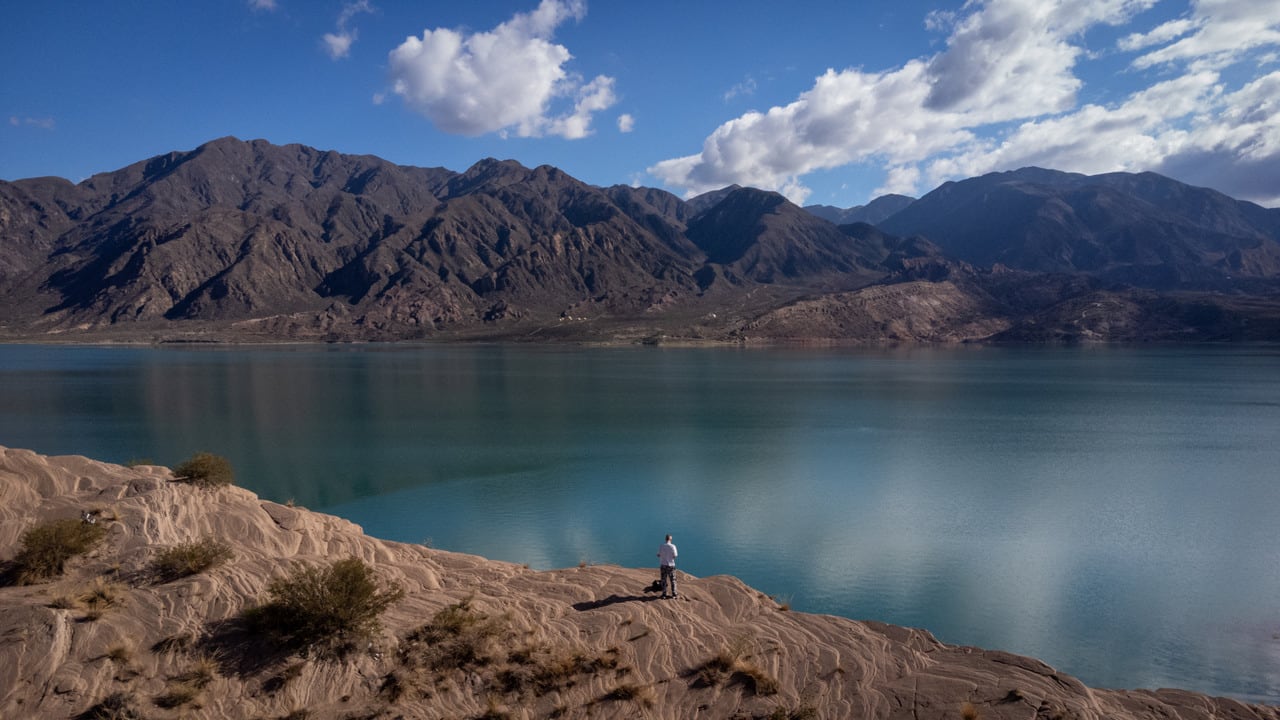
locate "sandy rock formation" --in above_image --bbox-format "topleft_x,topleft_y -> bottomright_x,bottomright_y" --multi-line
1,446 -> 1275,719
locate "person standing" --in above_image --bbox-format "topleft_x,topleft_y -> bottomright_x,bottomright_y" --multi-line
657,534 -> 678,599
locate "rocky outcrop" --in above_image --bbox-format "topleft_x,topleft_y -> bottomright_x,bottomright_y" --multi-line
1,446 -> 1276,719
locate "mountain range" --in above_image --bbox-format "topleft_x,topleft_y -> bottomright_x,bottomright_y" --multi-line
2,136 -> 1278,343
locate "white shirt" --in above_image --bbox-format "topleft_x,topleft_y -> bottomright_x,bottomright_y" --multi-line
658,541 -> 677,567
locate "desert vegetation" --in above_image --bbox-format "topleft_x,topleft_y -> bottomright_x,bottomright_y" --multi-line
5,447 -> 1269,720
389,596 -> 630,712
171,452 -> 235,487
78,578 -> 127,620
11,517 -> 108,584
150,537 -> 233,581
244,557 -> 403,657
694,635 -> 780,696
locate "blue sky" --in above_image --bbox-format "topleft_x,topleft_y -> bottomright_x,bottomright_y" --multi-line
3,1 -> 1278,207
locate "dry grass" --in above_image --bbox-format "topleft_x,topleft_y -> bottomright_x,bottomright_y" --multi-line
105,645 -> 134,664
78,578 -> 127,620
498,643 -> 621,697
153,682 -> 200,709
80,691 -> 145,720
962,701 -> 981,719
477,695 -> 511,719
150,537 -> 233,582
12,517 -> 107,584
171,653 -> 221,689
695,635 -> 779,696
151,633 -> 193,654
394,599 -> 628,714
262,662 -> 306,695
603,681 -> 655,707
171,452 -> 234,488
244,557 -> 403,658
401,597 -> 509,675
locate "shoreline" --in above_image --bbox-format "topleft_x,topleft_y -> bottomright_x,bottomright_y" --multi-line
2,445 -> 1277,718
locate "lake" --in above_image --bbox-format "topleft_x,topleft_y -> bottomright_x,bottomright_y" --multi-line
1,342 -> 1278,702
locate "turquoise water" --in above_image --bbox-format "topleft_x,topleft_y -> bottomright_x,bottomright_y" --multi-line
1,343 -> 1279,701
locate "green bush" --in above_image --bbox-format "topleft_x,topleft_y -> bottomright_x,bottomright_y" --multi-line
13,518 -> 108,584
151,538 -> 234,581
246,557 -> 404,657
171,452 -> 234,487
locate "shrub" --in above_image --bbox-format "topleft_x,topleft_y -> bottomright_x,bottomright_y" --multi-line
152,683 -> 199,709
402,597 -> 507,673
78,578 -> 127,621
13,518 -> 108,584
151,634 -> 192,654
151,538 -> 234,581
171,452 -> 234,487
604,682 -> 655,707
171,654 -> 220,689
246,557 -> 403,657
694,636 -> 779,696
497,643 -> 619,696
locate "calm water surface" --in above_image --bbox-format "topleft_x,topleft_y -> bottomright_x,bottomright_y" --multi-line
1,343 -> 1278,702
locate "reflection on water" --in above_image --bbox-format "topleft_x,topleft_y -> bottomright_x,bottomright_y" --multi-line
2,343 -> 1279,701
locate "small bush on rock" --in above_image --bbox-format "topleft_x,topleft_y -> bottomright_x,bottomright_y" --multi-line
246,557 -> 403,657
13,518 -> 107,584
172,452 -> 234,487
151,538 -> 234,581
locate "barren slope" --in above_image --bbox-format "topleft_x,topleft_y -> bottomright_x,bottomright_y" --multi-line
1,447 -> 1275,719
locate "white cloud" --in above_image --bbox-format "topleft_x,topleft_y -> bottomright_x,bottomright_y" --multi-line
920,72 -> 1222,185
388,0 -> 616,139
323,1 -> 373,61
248,0 -> 277,11
920,69 -> 1280,206
323,31 -> 356,60
9,115 -> 55,130
1118,18 -> 1198,52
876,165 -> 921,197
650,0 -> 1280,207
723,75 -> 757,102
649,60 -> 974,205
617,113 -> 635,133
1127,0 -> 1280,71
543,74 -> 615,139
1154,70 -> 1280,203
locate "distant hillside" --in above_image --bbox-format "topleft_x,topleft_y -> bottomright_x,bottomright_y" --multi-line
805,193 -> 916,225
878,167 -> 1280,290
1,138 -> 1278,343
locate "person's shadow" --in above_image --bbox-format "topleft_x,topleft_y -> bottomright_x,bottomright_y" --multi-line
571,580 -> 665,611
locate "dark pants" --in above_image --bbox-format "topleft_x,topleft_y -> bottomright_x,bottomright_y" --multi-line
660,564 -> 678,597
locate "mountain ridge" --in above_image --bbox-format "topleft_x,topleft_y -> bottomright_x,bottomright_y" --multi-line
2,137 -> 1278,344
